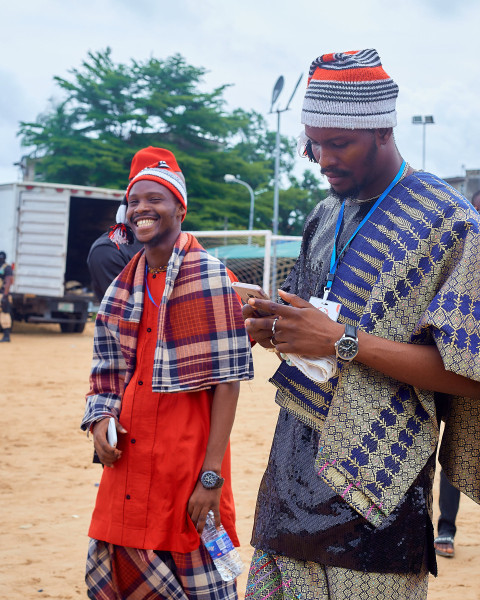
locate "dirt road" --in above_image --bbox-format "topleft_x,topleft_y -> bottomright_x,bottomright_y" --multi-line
1,323 -> 478,599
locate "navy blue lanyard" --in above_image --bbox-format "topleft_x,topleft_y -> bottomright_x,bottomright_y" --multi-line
145,264 -> 159,308
324,160 -> 406,300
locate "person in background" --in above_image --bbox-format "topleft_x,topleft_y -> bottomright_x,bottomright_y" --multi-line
0,251 -> 13,343
434,470 -> 461,557
81,148 -> 253,599
87,231 -> 142,302
472,189 -> 480,212
243,49 -> 480,599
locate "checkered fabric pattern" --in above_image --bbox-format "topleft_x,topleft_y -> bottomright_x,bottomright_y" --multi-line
86,538 -> 237,600
81,232 -> 253,431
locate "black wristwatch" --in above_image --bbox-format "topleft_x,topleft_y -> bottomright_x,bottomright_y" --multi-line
334,324 -> 359,361
199,470 -> 225,489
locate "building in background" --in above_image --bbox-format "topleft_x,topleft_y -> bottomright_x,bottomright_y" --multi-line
444,169 -> 480,201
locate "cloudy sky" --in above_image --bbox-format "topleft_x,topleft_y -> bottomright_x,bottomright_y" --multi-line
2,0 -> 479,190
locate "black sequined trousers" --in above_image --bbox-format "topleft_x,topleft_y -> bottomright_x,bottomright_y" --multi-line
251,409 -> 437,575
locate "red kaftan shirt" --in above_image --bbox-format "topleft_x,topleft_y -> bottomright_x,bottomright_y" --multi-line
89,271 -> 239,552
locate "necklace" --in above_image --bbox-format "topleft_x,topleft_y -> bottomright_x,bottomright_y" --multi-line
145,263 -> 165,308
347,163 -> 410,205
147,265 -> 168,274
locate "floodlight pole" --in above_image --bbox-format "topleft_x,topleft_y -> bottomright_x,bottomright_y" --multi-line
412,115 -> 434,170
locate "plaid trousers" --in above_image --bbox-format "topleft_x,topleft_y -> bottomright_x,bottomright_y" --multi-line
85,538 -> 237,600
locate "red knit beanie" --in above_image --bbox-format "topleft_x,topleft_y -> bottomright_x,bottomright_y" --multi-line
109,147 -> 186,245
126,159 -> 187,216
129,147 -> 181,180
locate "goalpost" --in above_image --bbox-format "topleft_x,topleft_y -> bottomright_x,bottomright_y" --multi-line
187,230 -> 302,296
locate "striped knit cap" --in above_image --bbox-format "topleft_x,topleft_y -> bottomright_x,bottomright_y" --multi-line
301,49 -> 398,129
109,149 -> 187,245
126,160 -> 187,218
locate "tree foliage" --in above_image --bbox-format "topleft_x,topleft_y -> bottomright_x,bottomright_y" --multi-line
19,48 -> 325,232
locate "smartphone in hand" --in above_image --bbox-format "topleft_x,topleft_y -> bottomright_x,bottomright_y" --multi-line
107,417 -> 117,448
231,282 -> 271,316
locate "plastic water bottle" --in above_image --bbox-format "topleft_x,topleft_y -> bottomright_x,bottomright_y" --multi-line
201,511 -> 244,581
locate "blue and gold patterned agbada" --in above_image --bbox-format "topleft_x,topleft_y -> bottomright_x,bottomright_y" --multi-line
271,171 -> 480,526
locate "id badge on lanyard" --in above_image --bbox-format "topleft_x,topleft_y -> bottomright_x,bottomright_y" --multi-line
321,160 -> 406,308
309,295 -> 341,322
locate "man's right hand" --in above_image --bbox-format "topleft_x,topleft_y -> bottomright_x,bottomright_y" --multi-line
92,417 -> 127,467
242,302 -> 277,349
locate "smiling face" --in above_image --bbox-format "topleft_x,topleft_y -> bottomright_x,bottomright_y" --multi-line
126,179 -> 185,249
304,126 -> 386,200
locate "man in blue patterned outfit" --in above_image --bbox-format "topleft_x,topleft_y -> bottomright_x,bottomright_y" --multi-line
242,49 -> 480,600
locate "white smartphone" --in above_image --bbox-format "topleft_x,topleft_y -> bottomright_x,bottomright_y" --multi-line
107,417 -> 117,448
231,282 -> 271,316
232,282 -> 269,303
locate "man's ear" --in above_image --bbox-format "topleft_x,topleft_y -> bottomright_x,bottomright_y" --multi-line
376,128 -> 394,145
177,203 -> 186,220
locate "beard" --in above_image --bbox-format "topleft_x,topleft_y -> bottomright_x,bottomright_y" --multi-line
324,136 -> 378,201
329,183 -> 363,202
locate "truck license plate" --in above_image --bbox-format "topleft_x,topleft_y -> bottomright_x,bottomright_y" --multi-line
58,302 -> 75,313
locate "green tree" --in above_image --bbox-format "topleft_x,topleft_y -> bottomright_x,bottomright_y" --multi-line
18,48 -> 325,232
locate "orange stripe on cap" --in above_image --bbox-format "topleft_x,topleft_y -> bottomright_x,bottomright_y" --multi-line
310,65 -> 392,82
301,49 -> 398,129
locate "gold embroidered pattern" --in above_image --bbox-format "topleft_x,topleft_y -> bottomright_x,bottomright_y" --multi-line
272,173 -> 480,522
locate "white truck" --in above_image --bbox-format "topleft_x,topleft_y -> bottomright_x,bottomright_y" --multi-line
0,181 -> 125,333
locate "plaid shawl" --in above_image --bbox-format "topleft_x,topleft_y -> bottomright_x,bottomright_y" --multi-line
270,172 -> 480,526
81,232 -> 253,430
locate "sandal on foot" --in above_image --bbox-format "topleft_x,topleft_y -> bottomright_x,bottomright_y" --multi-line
434,535 -> 455,557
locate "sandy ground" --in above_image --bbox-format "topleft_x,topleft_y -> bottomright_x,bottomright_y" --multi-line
1,322 -> 479,599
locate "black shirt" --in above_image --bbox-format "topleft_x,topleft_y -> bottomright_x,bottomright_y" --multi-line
0,262 -> 13,293
87,233 -> 143,302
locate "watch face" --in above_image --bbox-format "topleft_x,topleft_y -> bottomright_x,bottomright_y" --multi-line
337,338 -> 358,360
201,471 -> 221,489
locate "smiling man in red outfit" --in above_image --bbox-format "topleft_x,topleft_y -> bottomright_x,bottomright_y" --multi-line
81,149 -> 253,600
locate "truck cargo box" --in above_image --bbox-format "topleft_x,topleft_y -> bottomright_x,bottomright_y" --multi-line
0,181 -> 125,332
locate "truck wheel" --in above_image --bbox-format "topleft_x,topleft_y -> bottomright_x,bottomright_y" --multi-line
59,315 -> 86,333
74,321 -> 86,333
60,320 -> 76,333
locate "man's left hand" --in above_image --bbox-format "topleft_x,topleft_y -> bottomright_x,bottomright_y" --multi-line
187,481 -> 222,534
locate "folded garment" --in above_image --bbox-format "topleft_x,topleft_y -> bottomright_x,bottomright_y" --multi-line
281,353 -> 337,383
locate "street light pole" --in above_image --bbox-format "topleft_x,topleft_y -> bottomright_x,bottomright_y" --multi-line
412,115 -> 434,170
224,174 -> 255,244
269,73 -> 303,292
272,110 -> 281,239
